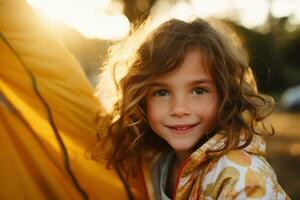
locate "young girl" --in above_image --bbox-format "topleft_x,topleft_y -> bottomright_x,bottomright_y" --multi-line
95,18 -> 289,199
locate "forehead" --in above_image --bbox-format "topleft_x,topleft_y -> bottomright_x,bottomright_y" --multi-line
149,48 -> 213,83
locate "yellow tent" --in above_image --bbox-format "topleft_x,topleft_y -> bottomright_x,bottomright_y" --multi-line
0,0 -> 145,199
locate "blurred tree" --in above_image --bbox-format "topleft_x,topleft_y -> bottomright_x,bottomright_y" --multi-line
230,16 -> 300,95
281,30 -> 300,87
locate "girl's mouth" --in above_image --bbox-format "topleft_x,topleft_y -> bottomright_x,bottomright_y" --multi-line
166,123 -> 199,134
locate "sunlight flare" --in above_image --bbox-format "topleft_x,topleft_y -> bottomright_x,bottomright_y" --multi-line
26,0 -> 130,40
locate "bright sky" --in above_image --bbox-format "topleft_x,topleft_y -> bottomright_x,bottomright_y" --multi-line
26,0 -> 130,40
26,0 -> 300,40
153,0 -> 300,29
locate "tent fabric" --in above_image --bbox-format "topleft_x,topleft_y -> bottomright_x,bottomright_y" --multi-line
0,0 -> 146,199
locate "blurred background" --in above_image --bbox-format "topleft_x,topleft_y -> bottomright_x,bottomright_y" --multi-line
26,0 -> 300,198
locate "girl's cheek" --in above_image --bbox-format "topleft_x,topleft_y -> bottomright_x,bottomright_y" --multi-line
147,96 -> 168,107
190,94 -> 212,103
190,94 -> 219,108
149,96 -> 171,104
147,98 -> 171,113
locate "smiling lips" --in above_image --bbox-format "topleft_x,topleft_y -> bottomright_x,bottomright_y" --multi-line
166,123 -> 199,135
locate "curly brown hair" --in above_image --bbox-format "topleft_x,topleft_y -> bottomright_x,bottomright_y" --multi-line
93,18 -> 274,176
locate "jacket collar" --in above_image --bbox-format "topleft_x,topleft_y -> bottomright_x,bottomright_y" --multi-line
180,132 -> 266,177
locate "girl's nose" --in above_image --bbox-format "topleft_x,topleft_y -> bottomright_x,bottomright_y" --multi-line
169,97 -> 191,118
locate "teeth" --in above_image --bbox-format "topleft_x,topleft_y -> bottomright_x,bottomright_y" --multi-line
174,127 -> 189,130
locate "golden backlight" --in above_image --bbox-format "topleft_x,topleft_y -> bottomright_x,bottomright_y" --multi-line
26,0 -> 130,40
26,0 -> 300,40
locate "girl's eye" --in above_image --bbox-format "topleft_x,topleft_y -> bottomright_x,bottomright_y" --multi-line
192,87 -> 207,95
154,90 -> 169,96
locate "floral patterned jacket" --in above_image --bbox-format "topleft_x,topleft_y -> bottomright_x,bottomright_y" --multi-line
142,133 -> 290,200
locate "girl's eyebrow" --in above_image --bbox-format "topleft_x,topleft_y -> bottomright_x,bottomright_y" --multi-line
149,79 -> 213,87
148,82 -> 169,87
190,79 -> 213,85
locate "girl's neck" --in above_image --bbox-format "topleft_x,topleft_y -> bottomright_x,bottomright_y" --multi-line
174,151 -> 191,166
166,151 -> 190,198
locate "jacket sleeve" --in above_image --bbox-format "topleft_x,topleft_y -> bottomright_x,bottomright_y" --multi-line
202,150 -> 290,200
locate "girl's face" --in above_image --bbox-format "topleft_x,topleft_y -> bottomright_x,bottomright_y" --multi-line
145,48 -> 220,158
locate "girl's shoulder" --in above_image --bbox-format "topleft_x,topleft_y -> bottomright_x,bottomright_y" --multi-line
206,149 -> 275,181
202,134 -> 273,185
202,149 -> 289,199
217,148 -> 270,169
202,133 -> 272,179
